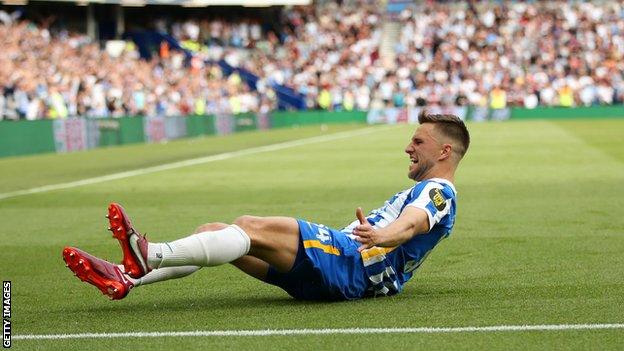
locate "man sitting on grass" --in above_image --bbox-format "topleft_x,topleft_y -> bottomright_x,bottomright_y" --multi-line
63,111 -> 470,300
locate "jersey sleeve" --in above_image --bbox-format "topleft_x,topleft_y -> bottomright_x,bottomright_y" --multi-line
405,182 -> 453,231
341,219 -> 359,234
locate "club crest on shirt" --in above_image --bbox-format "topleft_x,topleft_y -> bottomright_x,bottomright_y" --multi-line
429,188 -> 447,211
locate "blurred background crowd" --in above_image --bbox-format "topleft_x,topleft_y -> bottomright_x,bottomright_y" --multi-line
1,0 -> 624,120
0,19 -> 276,120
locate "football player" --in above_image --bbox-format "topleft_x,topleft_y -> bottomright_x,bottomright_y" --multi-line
63,111 -> 470,300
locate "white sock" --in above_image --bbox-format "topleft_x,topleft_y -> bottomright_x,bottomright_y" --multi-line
118,265 -> 139,285
147,225 -> 251,269
124,266 -> 201,287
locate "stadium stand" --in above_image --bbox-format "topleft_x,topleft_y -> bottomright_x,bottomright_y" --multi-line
0,10 -> 278,120
1,1 -> 624,121
391,1 -> 624,109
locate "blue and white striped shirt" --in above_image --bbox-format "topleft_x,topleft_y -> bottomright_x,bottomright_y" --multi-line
341,178 -> 457,296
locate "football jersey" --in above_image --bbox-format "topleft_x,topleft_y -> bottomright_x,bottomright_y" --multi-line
341,178 -> 457,296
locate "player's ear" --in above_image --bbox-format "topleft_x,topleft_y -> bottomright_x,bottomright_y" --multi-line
439,144 -> 452,161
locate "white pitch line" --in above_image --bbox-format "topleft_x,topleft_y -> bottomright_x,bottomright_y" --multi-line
13,323 -> 624,340
0,125 -> 394,201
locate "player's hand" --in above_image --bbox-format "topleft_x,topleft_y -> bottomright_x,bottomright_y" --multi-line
352,207 -> 378,252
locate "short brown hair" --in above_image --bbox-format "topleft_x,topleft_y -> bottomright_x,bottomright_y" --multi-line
418,110 -> 470,158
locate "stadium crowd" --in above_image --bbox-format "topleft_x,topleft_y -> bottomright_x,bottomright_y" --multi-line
0,17 -> 275,120
174,2 -> 383,111
1,1 -> 624,120
392,1 -> 624,109
181,1 -> 624,111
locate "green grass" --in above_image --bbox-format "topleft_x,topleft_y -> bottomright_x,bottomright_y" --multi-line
1,120 -> 623,350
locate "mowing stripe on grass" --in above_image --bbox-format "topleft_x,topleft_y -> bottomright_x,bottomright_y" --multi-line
14,323 -> 624,340
0,125 -> 394,201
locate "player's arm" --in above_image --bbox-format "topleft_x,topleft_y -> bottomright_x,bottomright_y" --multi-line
352,207 -> 430,252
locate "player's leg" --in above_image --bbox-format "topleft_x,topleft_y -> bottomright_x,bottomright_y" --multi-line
148,216 -> 299,273
126,223 -> 218,286
63,221 -> 226,299
108,203 -> 298,279
140,220 -> 275,282
122,222 -> 269,286
231,256 -> 270,281
128,265 -> 200,287
195,222 -> 270,281
232,215 -> 299,273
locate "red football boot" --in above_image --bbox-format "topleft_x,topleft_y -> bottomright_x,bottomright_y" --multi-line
63,247 -> 134,300
106,203 -> 151,279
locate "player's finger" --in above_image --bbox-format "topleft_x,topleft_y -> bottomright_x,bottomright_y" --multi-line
353,230 -> 367,238
356,207 -> 367,224
357,244 -> 370,252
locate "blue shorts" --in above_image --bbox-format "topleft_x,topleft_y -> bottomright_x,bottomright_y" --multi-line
264,219 -> 370,300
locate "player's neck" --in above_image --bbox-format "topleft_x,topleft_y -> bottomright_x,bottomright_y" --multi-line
422,166 -> 455,183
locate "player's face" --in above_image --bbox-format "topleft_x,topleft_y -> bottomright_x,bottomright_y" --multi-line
405,124 -> 442,181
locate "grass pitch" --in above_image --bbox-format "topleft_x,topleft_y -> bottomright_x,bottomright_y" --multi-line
1,120 -> 623,350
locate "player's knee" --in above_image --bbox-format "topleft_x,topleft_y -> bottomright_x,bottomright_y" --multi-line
194,222 -> 229,233
233,215 -> 264,233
